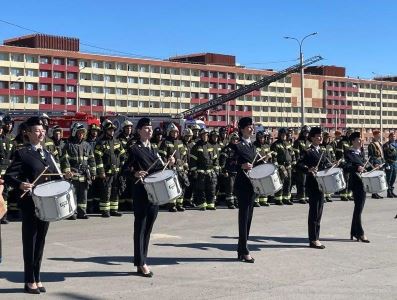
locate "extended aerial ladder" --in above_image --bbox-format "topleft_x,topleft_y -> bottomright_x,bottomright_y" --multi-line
174,55 -> 323,120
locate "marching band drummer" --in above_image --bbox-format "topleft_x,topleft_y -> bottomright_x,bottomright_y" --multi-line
232,117 -> 258,263
4,117 -> 72,294
298,127 -> 332,249
126,117 -> 175,277
344,131 -> 370,243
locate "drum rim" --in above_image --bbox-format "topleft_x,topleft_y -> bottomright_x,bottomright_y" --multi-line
32,180 -> 73,198
143,170 -> 177,183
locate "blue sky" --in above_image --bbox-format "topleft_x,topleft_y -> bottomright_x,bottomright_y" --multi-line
0,0 -> 395,78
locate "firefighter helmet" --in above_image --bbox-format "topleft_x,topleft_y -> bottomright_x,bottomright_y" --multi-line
71,123 -> 86,137
122,120 -> 133,128
182,128 -> 193,137
166,123 -> 179,136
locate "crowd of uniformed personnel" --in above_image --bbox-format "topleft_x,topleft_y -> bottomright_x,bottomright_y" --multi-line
1,113 -> 397,225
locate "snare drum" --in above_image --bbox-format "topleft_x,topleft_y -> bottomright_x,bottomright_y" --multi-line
32,180 -> 77,222
248,164 -> 282,196
143,170 -> 182,205
315,167 -> 346,194
361,170 -> 387,194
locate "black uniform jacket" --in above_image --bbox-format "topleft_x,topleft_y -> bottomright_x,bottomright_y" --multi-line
298,145 -> 332,190
126,140 -> 164,199
344,149 -> 367,189
231,138 -> 256,194
4,144 -> 61,210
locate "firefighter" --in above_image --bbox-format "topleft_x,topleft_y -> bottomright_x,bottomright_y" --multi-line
86,124 -> 101,213
51,125 -> 65,158
383,132 -> 397,198
191,124 -> 200,141
218,127 -> 228,148
117,120 -> 134,210
219,132 -> 240,209
190,128 -> 218,210
151,127 -> 163,148
292,125 -> 311,204
321,131 -> 337,202
0,120 -> 14,224
271,127 -> 295,205
367,130 -> 385,199
336,128 -> 354,201
61,123 -> 96,219
39,113 -> 59,161
95,120 -> 126,217
13,122 -> 28,152
182,128 -> 196,207
2,115 -> 15,141
159,123 -> 187,212
253,130 -> 273,206
209,130 -> 222,205
331,130 -> 342,153
117,120 -> 134,150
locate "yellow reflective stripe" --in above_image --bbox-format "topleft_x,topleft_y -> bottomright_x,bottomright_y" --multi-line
197,148 -> 203,152
97,163 -> 104,168
95,150 -> 103,156
190,154 -> 197,160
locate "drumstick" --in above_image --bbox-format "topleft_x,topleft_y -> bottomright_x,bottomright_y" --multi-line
134,157 -> 161,184
20,166 -> 49,198
256,153 -> 272,163
251,153 -> 260,165
44,173 -> 68,176
326,159 -> 342,173
315,152 -> 324,170
162,150 -> 177,172
363,163 -> 385,176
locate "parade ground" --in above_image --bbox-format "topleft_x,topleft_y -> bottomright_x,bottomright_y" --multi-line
1,197 -> 396,300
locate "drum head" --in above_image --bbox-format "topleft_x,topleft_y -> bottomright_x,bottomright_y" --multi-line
361,170 -> 384,178
33,180 -> 71,197
249,164 -> 276,179
316,167 -> 342,177
144,170 -> 175,183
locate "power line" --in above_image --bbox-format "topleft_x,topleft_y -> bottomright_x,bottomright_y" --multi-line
0,19 -> 163,60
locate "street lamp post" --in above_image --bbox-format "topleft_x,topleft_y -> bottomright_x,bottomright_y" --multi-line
284,32 -> 318,127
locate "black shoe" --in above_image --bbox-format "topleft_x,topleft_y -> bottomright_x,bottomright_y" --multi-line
237,254 -> 255,263
275,201 -> 283,206
110,211 -> 123,217
206,206 -> 216,210
347,196 -> 354,201
395,214 -> 397,219
253,202 -> 261,207
261,202 -> 270,207
350,235 -> 370,243
67,214 -> 77,220
184,202 -> 196,208
298,199 -> 308,204
228,204 -> 236,209
24,284 -> 40,294
309,242 -> 325,249
168,206 -> 177,212
77,213 -> 89,219
1,218 -> 9,224
340,197 -> 349,201
102,212 -> 110,218
137,268 -> 153,278
176,205 -> 185,212
392,192 -> 397,197
37,285 -> 46,293
283,200 -> 293,205
325,197 -> 332,202
388,192 -> 395,198
371,194 -> 381,199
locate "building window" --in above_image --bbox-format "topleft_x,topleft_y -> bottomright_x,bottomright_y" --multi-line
53,58 -> 64,65
66,98 -> 76,105
53,71 -> 64,79
67,72 -> 78,80
39,57 -> 50,64
26,83 -> 36,90
67,85 -> 76,93
39,71 -> 50,78
67,59 -> 77,66
53,85 -> 64,92
80,98 -> 90,106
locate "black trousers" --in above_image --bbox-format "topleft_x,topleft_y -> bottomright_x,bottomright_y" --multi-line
307,185 -> 324,242
133,186 -> 159,266
236,189 -> 255,256
351,187 -> 366,237
72,181 -> 88,214
21,206 -> 49,283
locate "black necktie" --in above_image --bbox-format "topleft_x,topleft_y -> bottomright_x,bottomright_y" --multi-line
37,148 -> 46,160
